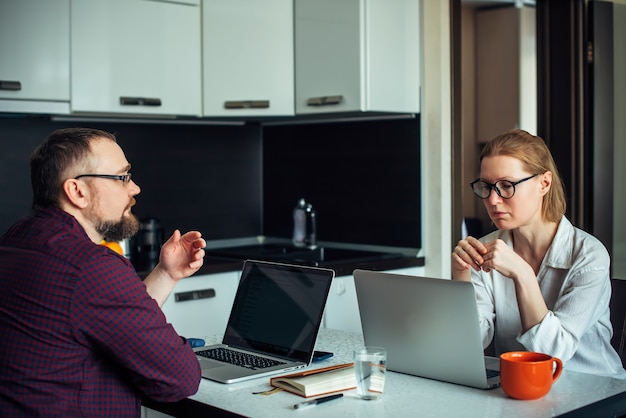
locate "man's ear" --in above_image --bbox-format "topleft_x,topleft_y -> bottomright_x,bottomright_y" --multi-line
62,178 -> 89,209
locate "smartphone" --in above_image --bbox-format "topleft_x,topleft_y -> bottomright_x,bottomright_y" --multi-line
312,350 -> 334,362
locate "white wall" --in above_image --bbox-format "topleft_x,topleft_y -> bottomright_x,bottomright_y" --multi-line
421,0 -> 452,278
613,2 -> 626,278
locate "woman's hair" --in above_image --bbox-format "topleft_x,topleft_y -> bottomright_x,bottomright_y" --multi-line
30,127 -> 117,211
480,129 -> 566,222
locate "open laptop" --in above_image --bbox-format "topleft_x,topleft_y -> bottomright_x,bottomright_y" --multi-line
353,269 -> 500,389
195,260 -> 334,384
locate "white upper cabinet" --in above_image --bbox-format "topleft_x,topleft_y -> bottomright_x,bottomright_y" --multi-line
0,0 -> 70,114
294,0 -> 421,115
202,0 -> 294,117
70,0 -> 202,116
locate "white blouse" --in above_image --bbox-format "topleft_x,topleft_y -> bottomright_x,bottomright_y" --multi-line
472,216 -> 626,378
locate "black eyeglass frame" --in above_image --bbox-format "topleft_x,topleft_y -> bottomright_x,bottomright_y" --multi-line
470,173 -> 538,199
75,173 -> 132,185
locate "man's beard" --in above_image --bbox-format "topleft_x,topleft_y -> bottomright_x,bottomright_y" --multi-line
96,213 -> 140,242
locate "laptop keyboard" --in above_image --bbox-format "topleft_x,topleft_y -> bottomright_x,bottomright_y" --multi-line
197,347 -> 286,370
486,368 -> 500,378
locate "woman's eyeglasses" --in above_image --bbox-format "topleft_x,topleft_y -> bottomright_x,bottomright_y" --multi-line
470,174 -> 538,199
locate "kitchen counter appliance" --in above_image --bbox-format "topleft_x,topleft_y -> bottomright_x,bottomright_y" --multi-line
131,218 -> 164,272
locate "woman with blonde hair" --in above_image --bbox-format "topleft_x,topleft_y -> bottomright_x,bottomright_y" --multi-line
452,129 -> 625,377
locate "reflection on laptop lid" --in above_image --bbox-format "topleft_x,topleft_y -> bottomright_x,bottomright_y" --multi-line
196,260 -> 334,384
354,269 -> 500,389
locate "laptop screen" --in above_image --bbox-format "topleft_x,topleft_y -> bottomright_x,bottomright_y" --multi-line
222,260 -> 334,363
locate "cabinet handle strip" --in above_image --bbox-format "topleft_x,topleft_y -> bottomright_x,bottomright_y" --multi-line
0,80 -> 22,91
174,288 -> 216,302
224,100 -> 270,109
306,95 -> 343,107
119,96 -> 162,107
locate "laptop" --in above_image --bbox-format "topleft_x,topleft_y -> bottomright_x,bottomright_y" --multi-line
353,269 -> 500,389
195,259 -> 334,384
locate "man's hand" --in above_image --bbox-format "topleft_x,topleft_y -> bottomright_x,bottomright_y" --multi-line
157,230 -> 206,282
143,230 -> 206,306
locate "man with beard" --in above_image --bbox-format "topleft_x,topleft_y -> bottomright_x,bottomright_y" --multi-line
0,128 -> 204,417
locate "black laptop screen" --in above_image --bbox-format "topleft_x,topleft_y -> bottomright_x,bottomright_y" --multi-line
222,260 -> 333,363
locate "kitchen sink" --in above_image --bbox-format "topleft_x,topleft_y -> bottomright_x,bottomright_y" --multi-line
204,244 -> 404,267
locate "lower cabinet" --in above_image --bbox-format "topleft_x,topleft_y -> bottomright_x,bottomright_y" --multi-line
143,272 -> 240,418
160,271 -> 240,339
142,406 -> 173,418
323,266 -> 425,333
160,267 -> 426,341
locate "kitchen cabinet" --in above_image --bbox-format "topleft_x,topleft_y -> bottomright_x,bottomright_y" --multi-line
161,271 -> 240,339
142,407 -> 173,418
70,0 -> 202,116
322,266 -> 425,333
294,0 -> 421,115
162,265 -> 425,337
202,0 -> 294,117
0,0 -> 70,114
143,270 -> 239,418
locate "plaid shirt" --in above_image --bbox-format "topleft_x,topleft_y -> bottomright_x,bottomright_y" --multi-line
0,208 -> 201,417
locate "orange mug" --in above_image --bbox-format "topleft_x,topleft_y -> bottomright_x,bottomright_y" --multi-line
500,351 -> 563,400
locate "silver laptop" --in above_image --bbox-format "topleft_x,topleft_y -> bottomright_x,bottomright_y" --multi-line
195,260 -> 334,384
353,270 -> 500,389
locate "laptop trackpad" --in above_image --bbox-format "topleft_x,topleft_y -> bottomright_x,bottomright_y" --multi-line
199,358 -> 225,370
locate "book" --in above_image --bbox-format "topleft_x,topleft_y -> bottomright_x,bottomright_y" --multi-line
270,363 -> 356,398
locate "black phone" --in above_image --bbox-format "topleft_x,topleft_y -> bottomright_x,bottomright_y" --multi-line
312,350 -> 333,362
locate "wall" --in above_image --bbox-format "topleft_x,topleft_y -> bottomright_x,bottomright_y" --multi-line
0,115 -> 422,251
460,5 -> 480,226
0,117 -> 262,240
612,2 -> 626,277
263,117 -> 421,249
422,0 -> 453,277
459,3 -> 537,238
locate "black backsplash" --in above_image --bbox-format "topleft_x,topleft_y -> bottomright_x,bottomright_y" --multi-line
263,117 -> 421,249
0,115 -> 420,249
0,117 -> 262,240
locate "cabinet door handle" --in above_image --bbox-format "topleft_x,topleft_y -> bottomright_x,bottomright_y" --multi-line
119,96 -> 162,106
224,100 -> 270,109
0,80 -> 22,91
174,288 -> 216,302
306,95 -> 343,106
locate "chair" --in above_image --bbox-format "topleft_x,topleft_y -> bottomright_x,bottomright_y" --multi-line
610,278 -> 626,368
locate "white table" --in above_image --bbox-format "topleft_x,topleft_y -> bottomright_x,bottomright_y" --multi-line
145,328 -> 626,417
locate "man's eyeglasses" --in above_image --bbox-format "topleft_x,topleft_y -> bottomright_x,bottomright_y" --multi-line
470,174 -> 538,199
75,173 -> 132,185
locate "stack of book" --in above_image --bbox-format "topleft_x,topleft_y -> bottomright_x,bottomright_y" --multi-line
270,363 -> 356,398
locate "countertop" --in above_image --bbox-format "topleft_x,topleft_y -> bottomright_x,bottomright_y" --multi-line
137,238 -> 425,277
145,328 -> 626,418
197,254 -> 424,277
